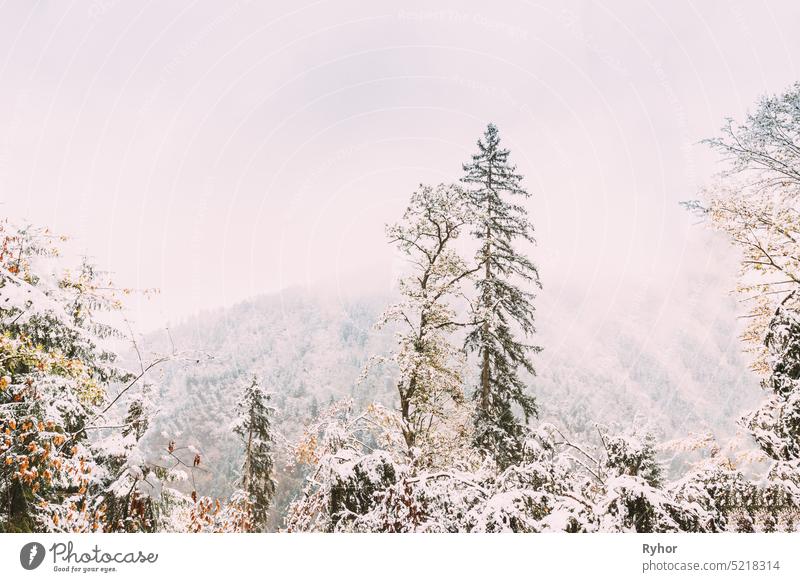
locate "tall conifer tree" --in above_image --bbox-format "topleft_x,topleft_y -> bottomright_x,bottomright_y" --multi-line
461,123 -> 541,469
233,377 -> 276,531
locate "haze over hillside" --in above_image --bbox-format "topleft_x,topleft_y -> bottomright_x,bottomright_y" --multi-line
137,231 -> 760,526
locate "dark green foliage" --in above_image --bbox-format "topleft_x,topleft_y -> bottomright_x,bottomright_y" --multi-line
603,430 -> 663,487
234,377 -> 277,531
746,299 -> 800,462
329,451 -> 398,531
461,123 -> 541,469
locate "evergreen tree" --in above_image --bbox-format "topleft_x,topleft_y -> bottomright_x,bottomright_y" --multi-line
736,294 -> 800,530
747,294 -> 800,464
233,376 -> 276,531
461,124 -> 541,469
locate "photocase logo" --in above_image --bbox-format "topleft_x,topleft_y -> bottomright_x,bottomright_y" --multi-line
20,542 -> 46,570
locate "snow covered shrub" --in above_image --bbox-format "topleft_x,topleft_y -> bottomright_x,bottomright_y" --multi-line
458,425 -> 589,532
747,301 -> 800,462
330,451 -> 406,531
285,400 -> 406,532
602,429 -> 663,487
598,475 -> 702,533
737,300 -> 800,530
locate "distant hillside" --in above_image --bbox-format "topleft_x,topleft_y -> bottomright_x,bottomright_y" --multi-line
138,271 -> 761,529
138,290 -> 396,528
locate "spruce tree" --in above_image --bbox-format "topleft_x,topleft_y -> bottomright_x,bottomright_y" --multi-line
233,376 -> 276,531
461,123 -> 541,469
746,293 -> 800,466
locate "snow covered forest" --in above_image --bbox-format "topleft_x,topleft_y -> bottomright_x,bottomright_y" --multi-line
4,86 -> 800,533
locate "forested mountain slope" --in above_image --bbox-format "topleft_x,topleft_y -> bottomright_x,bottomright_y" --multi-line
140,268 -> 759,527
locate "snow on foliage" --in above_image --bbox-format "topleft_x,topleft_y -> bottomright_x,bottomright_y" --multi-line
7,103 -> 800,533
0,219 -> 266,533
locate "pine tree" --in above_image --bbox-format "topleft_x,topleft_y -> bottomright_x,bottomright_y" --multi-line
737,294 -> 800,530
746,294 -> 800,463
461,123 -> 541,469
233,376 -> 276,531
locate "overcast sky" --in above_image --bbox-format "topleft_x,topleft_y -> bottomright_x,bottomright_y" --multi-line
1,0 -> 799,334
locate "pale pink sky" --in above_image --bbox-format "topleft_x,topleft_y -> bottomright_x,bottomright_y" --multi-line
1,0 -> 798,333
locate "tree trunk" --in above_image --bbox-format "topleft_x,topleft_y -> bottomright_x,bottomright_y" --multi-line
242,426 -> 253,493
480,250 -> 490,412
400,390 -> 414,450
480,164 -> 493,413
8,480 -> 32,531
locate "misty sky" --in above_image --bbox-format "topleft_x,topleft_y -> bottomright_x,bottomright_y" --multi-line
1,0 -> 799,334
